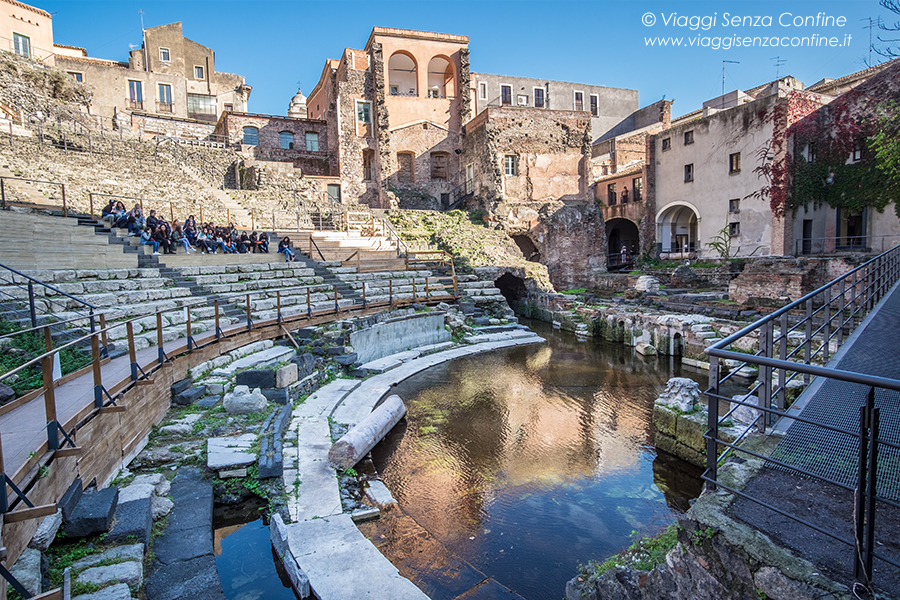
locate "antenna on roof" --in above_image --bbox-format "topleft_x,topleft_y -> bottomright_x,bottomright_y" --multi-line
860,17 -> 883,66
722,60 -> 739,108
771,56 -> 787,79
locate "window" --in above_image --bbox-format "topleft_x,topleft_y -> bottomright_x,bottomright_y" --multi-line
224,103 -> 233,112
590,94 -> 599,117
280,131 -> 294,150
621,186 -> 630,203
684,130 -> 694,145
684,163 -> 694,182
852,144 -> 862,162
305,132 -> 319,152
478,82 -> 487,100
128,80 -> 143,109
517,95 -> 528,106
729,152 -> 741,173
534,88 -> 545,108
194,65 -> 204,80
504,155 -> 518,176
158,83 -> 172,112
662,137 -> 671,151
574,91 -> 584,111
729,222 -> 741,236
363,149 -> 374,181
159,47 -> 170,62
607,183 -> 617,205
806,143 -> 817,163
327,184 -> 341,204
12,33 -> 30,58
501,85 -> 512,106
633,177 -> 643,201
356,100 -> 371,124
430,152 -> 448,180
186,94 -> 216,121
729,199 -> 741,213
68,72 -> 83,82
390,85 -> 399,95
242,126 -> 259,146
397,153 -> 415,182
466,163 -> 474,194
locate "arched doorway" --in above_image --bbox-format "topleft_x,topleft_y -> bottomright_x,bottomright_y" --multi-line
656,204 -> 699,257
426,56 -> 455,98
388,52 -> 417,96
511,235 -> 540,262
495,273 -> 527,305
606,218 -> 639,270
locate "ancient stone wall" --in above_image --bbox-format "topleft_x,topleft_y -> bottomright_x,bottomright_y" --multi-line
129,113 -> 216,141
533,201 -> 607,290
217,113 -> 333,177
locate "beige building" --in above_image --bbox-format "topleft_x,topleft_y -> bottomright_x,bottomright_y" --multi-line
0,0 -> 53,64
54,22 -> 250,129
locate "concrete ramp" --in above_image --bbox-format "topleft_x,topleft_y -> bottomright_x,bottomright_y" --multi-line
285,514 -> 428,600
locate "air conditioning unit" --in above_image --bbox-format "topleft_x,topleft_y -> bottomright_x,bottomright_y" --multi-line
517,95 -> 528,106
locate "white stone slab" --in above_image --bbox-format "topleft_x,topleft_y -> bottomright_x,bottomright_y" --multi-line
211,346 -> 296,377
463,330 -> 540,344
285,514 -> 428,600
207,434 -> 257,470
292,417 -> 343,522
295,379 -> 360,418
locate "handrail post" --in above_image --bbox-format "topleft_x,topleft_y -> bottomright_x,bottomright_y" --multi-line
705,356 -> 720,491
169,202 -> 174,223
778,313 -> 787,418
334,285 -> 339,313
1,178 -> 5,208
389,280 -> 393,307
759,321 -> 772,434
362,282 -> 367,308
100,313 -> 109,354
127,321 -> 138,381
246,293 -> 252,330
425,277 -> 430,300
156,312 -> 165,364
89,192 -> 95,220
42,352 -> 60,451
91,331 -> 103,409
306,288 -> 312,318
823,288 -> 831,363
214,300 -> 221,339
186,308 -> 193,351
838,278 -> 847,346
61,183 -> 67,217
28,281 -> 37,329
276,291 -> 282,324
804,298 -> 813,384
412,278 -> 416,302
453,275 -> 458,296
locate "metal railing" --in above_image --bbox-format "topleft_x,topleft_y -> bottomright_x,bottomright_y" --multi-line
0,263 -> 97,331
0,176 -> 68,216
795,234 -> 900,256
703,244 -> 900,588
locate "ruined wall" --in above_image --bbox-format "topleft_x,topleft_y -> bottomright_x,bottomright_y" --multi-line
218,113 -> 333,176
386,122 -> 460,209
129,113 -> 216,140
533,201 -> 607,290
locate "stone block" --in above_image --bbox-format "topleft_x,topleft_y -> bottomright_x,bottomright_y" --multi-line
59,477 -> 83,521
9,547 -> 40,596
295,327 -> 316,339
65,487 -> 118,538
218,468 -> 248,478
108,497 -> 152,548
636,342 -> 657,356
235,369 -> 275,389
365,480 -> 397,508
197,395 -> 221,408
292,353 -> 317,378
28,508 -> 63,551
174,385 -> 207,406
171,378 -> 193,396
0,382 -> 15,404
350,368 -> 368,378
655,377 -> 700,412
275,363 -> 298,388
223,386 -> 267,414
335,353 -> 359,366
118,483 -> 155,504
326,345 -> 347,356
652,404 -> 677,437
78,560 -> 143,591
261,388 -> 289,405
269,514 -> 311,599
71,544 -> 144,571
71,582 -> 133,600
151,496 -> 174,520
144,555 -> 226,600
677,412 -> 708,454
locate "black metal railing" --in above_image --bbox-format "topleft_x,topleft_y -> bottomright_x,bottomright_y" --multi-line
703,243 -> 900,588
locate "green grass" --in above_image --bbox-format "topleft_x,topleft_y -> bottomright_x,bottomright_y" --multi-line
560,288 -> 587,295
580,523 -> 681,579
0,318 -> 93,397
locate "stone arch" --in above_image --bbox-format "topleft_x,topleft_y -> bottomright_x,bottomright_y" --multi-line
388,51 -> 418,96
495,272 -> 527,305
656,202 -> 700,255
672,332 -> 684,356
426,55 -> 456,98
606,218 -> 639,270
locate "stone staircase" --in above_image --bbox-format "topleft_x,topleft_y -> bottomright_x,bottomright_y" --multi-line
176,162 -> 253,227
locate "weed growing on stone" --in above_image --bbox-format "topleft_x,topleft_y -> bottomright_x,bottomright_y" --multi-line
580,522 -> 680,580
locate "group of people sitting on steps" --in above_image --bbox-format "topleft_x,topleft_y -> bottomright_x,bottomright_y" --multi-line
100,200 -> 293,258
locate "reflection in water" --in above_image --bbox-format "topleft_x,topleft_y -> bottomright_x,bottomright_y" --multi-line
371,319 -> 704,600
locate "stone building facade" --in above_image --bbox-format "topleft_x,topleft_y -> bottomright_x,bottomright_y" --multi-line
0,0 -> 53,64
54,22 -> 249,128
471,73 -> 638,143
307,27 -> 471,210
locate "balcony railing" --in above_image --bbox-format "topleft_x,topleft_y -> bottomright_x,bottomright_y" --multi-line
157,101 -> 173,113
127,99 -> 144,111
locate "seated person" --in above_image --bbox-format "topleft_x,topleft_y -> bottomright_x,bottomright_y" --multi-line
277,236 -> 294,262
257,232 -> 269,253
140,226 -> 160,255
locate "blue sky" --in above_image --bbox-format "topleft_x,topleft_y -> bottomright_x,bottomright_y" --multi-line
41,0 -> 896,118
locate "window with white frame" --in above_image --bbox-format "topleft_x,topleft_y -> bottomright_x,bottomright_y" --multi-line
12,33 -> 30,58
159,47 -> 170,62
729,222 -> 741,236
466,163 -> 474,193
356,100 -> 371,124
729,199 -> 741,213
729,152 -> 741,173
478,82 -> 487,100
501,85 -> 512,106
533,88 -> 545,108
684,163 -> 694,182
194,65 -> 204,80
305,132 -> 319,152
68,72 -> 83,82
590,94 -> 598,117
504,155 -> 518,176
574,91 -> 584,111
158,83 -> 172,112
